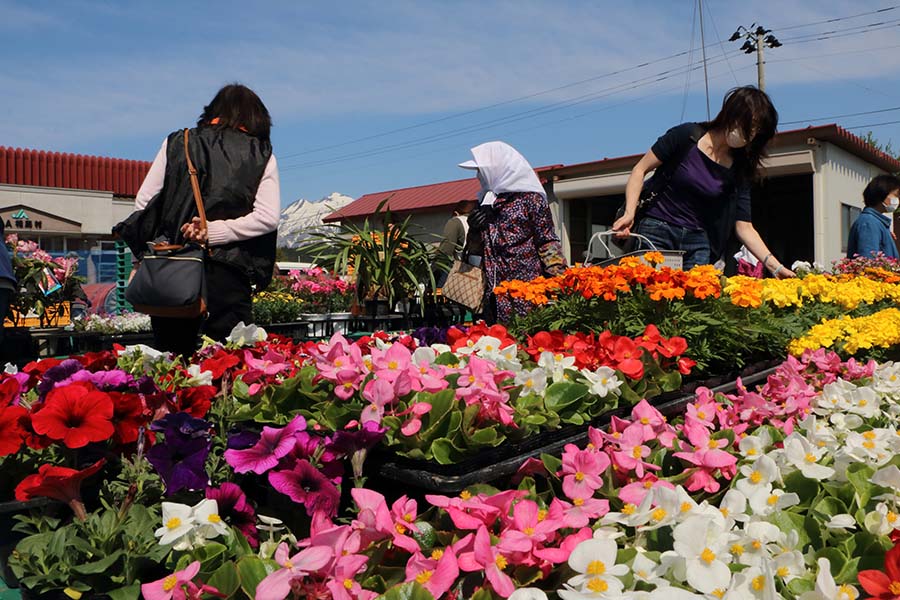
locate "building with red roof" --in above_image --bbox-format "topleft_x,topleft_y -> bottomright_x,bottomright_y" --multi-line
327,124 -> 900,268
0,146 -> 151,283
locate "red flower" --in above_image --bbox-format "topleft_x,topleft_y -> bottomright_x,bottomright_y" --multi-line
22,358 -> 62,387
658,335 -> 688,359
0,404 -> 28,456
108,391 -> 147,445
613,337 -> 645,380
677,357 -> 697,375
74,351 -> 118,372
636,324 -> 662,352
31,382 -> 115,448
859,542 -> 900,599
525,331 -> 564,359
0,376 -> 22,405
200,350 -> 240,380
177,385 -> 217,418
15,459 -> 106,520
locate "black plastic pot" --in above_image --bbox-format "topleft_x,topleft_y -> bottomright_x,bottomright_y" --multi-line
365,365 -> 780,496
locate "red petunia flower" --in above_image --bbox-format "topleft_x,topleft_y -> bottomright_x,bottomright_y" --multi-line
859,542 -> 900,599
31,382 -> 115,448
177,385 -> 217,418
15,459 -> 106,520
0,404 -> 28,456
200,350 -> 241,380
0,376 -> 22,405
73,351 -> 118,372
108,391 -> 147,445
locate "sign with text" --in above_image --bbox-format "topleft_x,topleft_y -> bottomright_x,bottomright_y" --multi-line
0,205 -> 81,234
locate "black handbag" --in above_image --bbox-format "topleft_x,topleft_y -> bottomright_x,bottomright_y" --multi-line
125,129 -> 208,318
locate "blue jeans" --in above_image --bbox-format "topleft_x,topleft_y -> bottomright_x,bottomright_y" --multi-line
635,216 -> 711,270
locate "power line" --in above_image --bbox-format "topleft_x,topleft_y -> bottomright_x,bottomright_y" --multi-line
782,106 -> 900,126
845,119 -> 900,130
704,0 -> 739,85
777,5 -> 899,31
680,0 -> 699,121
780,18 -> 900,43
279,52 -> 743,171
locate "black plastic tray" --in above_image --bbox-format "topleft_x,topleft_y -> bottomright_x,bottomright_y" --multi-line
366,365 -> 779,494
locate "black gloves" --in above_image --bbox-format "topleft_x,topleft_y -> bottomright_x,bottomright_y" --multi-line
468,206 -> 494,232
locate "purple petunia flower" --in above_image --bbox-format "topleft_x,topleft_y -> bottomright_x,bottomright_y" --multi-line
267,458 -> 340,518
150,412 -> 212,439
328,421 -> 386,456
226,426 -> 261,450
146,434 -> 210,495
37,359 -> 84,396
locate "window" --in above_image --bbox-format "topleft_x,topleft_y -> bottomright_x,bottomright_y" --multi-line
841,204 -> 861,253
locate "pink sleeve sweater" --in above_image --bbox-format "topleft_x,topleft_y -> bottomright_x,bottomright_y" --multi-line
134,138 -> 281,246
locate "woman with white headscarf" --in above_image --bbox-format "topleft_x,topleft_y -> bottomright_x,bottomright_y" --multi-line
459,141 -> 566,323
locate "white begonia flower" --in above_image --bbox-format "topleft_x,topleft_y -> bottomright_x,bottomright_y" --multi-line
639,485 -> 685,531
580,366 -> 623,398
825,514 -> 857,530
718,489 -> 750,528
747,487 -> 800,517
509,588 -> 549,600
495,344 -> 522,372
865,501 -> 900,536
874,362 -> 900,395
429,343 -> 452,355
738,428 -> 772,461
847,386 -> 881,418
671,516 -> 733,594
816,379 -> 858,413
566,538 -> 629,596
155,502 -> 195,547
226,321 -> 267,346
872,465 -> 900,491
472,335 -> 503,359
827,412 -> 862,434
601,488 -> 655,528
538,350 -> 576,382
799,558 -> 859,600
782,434 -> 836,480
728,563 -> 777,600
773,549 -> 806,582
186,364 -> 214,387
515,368 -> 548,396
845,429 -> 893,466
631,552 -> 669,588
736,455 -> 780,498
734,521 -> 783,568
648,589 -> 704,600
592,526 -> 626,541
192,499 -> 229,539
411,346 -> 437,366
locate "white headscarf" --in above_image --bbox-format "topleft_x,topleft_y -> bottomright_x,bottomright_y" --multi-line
458,141 -> 546,200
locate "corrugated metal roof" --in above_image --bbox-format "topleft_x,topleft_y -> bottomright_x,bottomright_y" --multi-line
323,177 -> 482,222
0,146 -> 152,197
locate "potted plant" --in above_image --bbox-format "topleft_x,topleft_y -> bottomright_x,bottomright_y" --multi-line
301,201 -> 443,316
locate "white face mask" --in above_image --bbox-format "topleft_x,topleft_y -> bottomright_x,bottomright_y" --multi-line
726,128 -> 749,149
885,195 -> 900,212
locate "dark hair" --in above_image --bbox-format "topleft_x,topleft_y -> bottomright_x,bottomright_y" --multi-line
707,86 -> 778,182
197,83 -> 272,142
863,174 -> 900,207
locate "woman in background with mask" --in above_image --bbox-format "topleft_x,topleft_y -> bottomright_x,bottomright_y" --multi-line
612,86 -> 794,277
460,141 -> 567,323
847,174 -> 900,259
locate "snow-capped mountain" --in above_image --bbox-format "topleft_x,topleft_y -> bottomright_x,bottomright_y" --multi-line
277,192 -> 354,248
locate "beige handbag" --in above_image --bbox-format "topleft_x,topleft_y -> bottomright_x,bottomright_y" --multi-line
442,259 -> 484,312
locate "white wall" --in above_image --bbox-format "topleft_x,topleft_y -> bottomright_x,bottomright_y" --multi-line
0,183 -> 133,235
814,142 -> 887,264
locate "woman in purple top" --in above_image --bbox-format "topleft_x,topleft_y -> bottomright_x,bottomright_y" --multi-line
612,87 -> 794,277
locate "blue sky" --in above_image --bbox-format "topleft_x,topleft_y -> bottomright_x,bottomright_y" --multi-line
3,0 -> 900,207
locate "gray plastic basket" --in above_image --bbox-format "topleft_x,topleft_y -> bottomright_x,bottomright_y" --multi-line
583,231 -> 684,270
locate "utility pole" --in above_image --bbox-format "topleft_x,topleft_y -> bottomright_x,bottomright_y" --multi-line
729,24 -> 782,92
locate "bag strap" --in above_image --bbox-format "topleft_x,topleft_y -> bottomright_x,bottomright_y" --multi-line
182,128 -> 207,232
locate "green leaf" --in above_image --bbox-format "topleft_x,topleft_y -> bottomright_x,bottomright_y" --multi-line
431,437 -> 464,464
544,381 -> 588,412
207,562 -> 241,598
376,582 -> 437,600
237,556 -> 277,599
541,453 -> 562,477
847,462 -> 875,507
71,551 -> 123,575
106,583 -> 141,600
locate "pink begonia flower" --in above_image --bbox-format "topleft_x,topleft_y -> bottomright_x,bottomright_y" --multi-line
630,399 -> 678,447
350,487 -> 394,546
458,526 -> 516,598
453,356 -> 517,426
560,444 -> 609,499
243,349 -> 289,376
334,368 -> 364,401
618,475 -> 675,506
405,547 -> 460,598
389,495 -> 422,553
255,543 -> 333,600
224,414 -> 306,474
325,554 -> 375,600
397,402 -> 432,436
547,495 -> 610,529
534,526 -> 593,564
497,499 -> 562,557
684,396 -> 718,428
425,492 -> 502,530
408,360 -> 449,393
610,423 -> 658,478
370,343 -> 413,384
360,378 -> 395,425
141,561 -> 217,600
300,524 -> 362,572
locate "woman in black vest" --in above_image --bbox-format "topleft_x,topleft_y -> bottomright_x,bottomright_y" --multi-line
131,84 -> 280,357
612,86 -> 794,277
